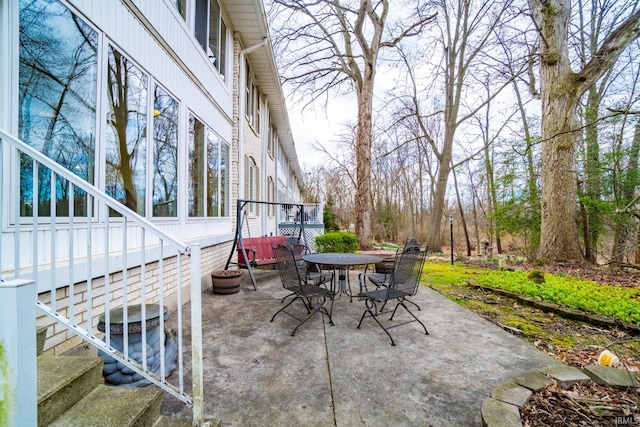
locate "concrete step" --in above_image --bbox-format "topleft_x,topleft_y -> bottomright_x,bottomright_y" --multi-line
48,384 -> 163,427
37,355 -> 104,427
36,325 -> 48,356
154,415 -> 222,427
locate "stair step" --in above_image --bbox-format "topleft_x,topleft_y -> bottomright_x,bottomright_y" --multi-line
49,384 -> 163,427
154,416 -> 222,427
36,325 -> 48,356
37,355 -> 104,427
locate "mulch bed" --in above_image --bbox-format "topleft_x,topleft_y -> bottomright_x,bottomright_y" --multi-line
521,380 -> 639,426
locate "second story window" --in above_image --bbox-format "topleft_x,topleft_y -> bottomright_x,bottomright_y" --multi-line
254,89 -> 260,132
245,64 -> 254,124
209,0 -> 226,78
194,0 -> 227,79
245,62 -> 261,132
267,123 -> 275,158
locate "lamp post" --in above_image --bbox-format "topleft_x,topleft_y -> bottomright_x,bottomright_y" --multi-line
449,214 -> 454,265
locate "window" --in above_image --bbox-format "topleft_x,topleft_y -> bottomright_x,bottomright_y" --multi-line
267,177 -> 275,217
244,61 -> 262,132
171,0 -> 187,20
208,0 -> 227,78
105,46 -> 148,216
245,156 -> 259,214
152,85 -> 179,217
254,89 -> 261,132
267,123 -> 276,158
245,64 -> 253,123
188,116 -> 205,217
194,0 -> 208,51
18,0 -> 98,217
188,114 -> 229,217
17,0 -> 231,223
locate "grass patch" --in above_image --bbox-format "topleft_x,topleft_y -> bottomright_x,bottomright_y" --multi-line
422,261 -> 640,325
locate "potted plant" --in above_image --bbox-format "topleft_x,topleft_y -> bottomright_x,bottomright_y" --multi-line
211,269 -> 243,294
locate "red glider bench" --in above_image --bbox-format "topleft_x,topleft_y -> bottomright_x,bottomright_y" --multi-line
237,235 -> 291,268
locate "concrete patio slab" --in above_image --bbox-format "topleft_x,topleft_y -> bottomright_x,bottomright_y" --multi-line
161,269 -> 561,426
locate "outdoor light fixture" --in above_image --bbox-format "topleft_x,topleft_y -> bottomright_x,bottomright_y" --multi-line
449,214 -> 454,265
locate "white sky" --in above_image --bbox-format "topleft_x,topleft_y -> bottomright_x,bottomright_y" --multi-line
287,93 -> 357,169
285,64 -> 401,170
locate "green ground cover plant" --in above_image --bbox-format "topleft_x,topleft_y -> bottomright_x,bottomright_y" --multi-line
422,261 -> 640,324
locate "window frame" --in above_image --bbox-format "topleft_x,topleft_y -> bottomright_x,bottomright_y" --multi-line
188,112 -> 230,219
208,0 -> 227,79
245,63 -> 253,123
245,155 -> 259,215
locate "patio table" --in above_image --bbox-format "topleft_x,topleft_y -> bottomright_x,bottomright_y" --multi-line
302,253 -> 382,301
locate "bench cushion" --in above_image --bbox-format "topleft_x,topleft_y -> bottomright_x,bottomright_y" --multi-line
237,236 -> 290,267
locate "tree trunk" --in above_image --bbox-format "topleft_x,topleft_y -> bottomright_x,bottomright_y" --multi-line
529,0 -> 640,262
427,145 -> 452,251
530,0 -> 583,262
355,72 -> 374,249
581,86 -> 602,263
537,96 -> 584,262
453,166 -> 471,256
611,120 -> 640,267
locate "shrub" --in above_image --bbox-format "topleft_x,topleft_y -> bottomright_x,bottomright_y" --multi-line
315,232 -> 359,253
527,270 -> 545,284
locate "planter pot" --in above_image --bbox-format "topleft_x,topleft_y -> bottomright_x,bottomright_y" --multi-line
211,270 -> 242,295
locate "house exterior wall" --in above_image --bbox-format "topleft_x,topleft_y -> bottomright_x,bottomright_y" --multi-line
1,0 -> 303,354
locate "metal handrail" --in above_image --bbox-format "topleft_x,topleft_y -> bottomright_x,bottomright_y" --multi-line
1,127 -> 204,424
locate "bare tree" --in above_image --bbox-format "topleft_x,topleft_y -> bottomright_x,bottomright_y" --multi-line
389,0 -> 523,251
268,0 -> 436,248
527,0 -> 640,262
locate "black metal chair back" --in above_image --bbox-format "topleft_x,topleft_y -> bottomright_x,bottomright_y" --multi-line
271,244 -> 334,336
273,244 -> 304,293
357,245 -> 428,346
387,245 -> 426,297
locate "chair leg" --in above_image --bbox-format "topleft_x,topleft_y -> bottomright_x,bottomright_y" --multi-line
357,306 -> 396,346
325,296 -> 335,326
404,298 -> 421,311
270,295 -> 305,322
292,301 -> 334,335
280,292 -> 311,313
290,310 -> 319,336
274,293 -> 334,336
390,301 -> 429,335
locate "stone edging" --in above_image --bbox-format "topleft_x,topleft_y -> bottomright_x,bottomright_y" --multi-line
481,364 -> 639,427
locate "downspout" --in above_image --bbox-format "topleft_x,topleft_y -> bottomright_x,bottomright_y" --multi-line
262,98 -> 268,235
237,37 -> 268,201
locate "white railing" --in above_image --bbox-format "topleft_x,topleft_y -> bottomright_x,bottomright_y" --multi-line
277,202 -> 324,225
276,202 -> 324,252
0,128 -> 204,425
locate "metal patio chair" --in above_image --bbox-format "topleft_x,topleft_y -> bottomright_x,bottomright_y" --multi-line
278,244 -> 333,305
291,244 -> 333,287
359,238 -> 425,312
356,245 -> 428,346
271,244 -> 335,336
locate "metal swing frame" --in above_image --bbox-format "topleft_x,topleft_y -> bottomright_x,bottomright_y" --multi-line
224,199 -> 309,290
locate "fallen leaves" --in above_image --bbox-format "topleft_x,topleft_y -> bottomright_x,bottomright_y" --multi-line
521,380 -> 639,427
